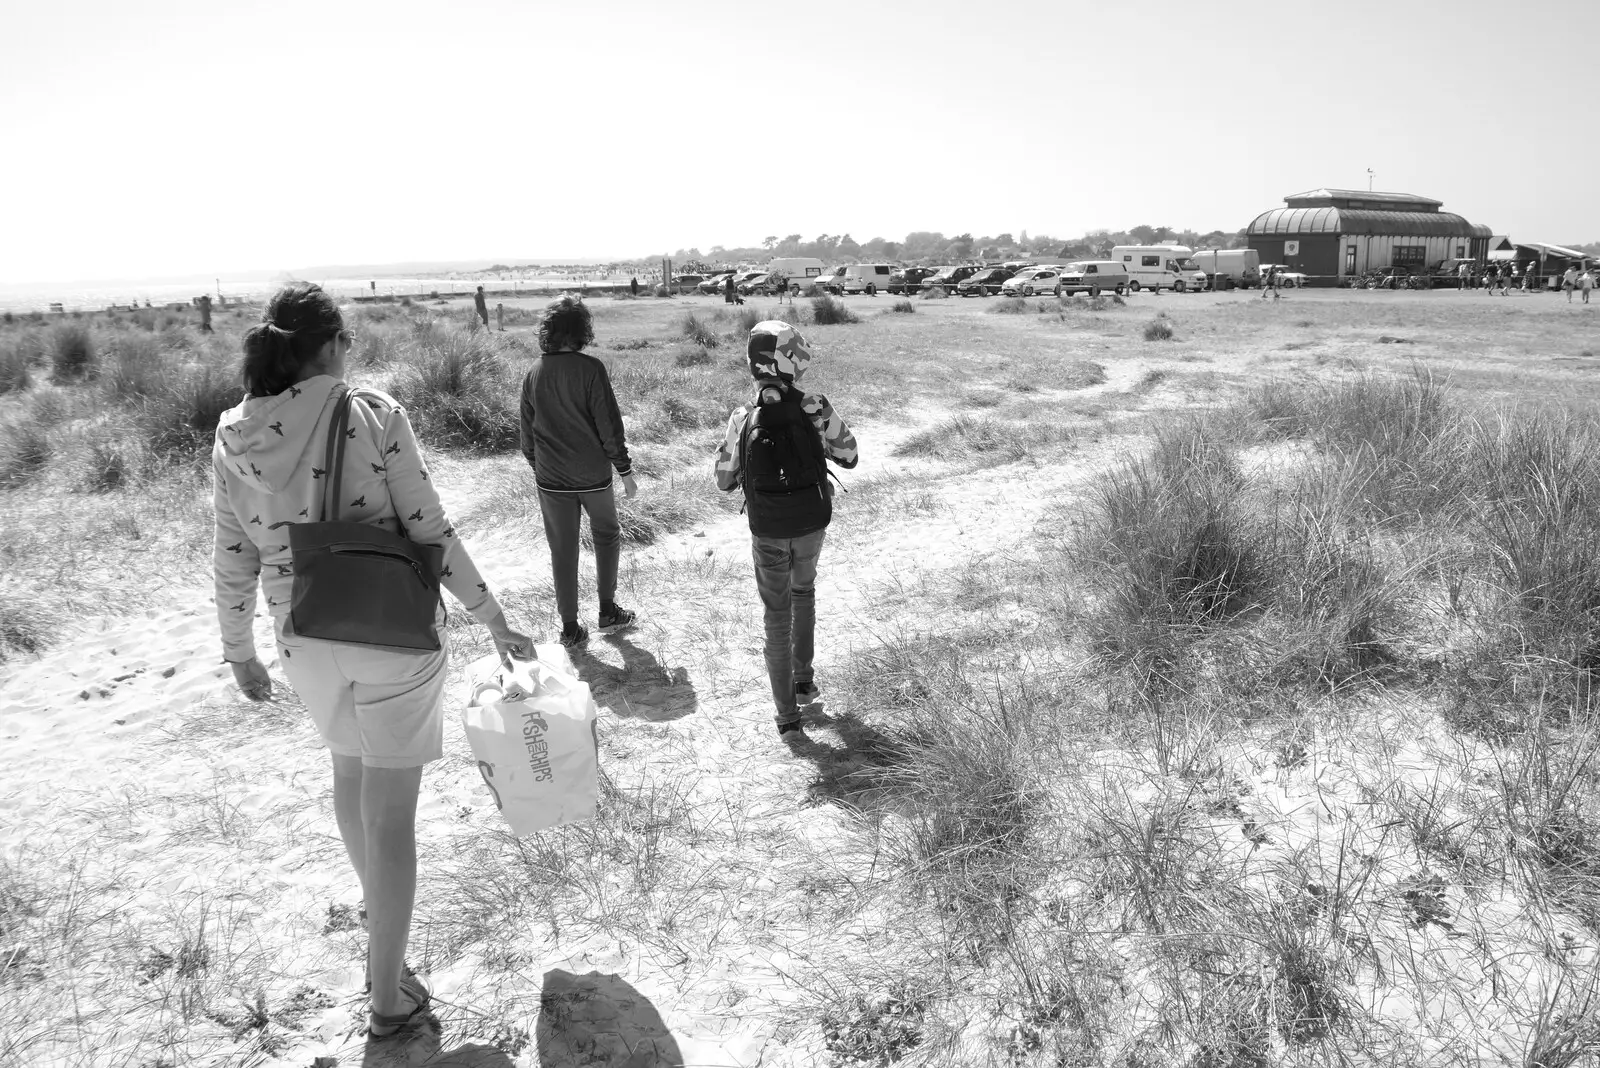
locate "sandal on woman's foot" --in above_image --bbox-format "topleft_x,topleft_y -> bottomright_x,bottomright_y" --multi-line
367,974 -> 431,1039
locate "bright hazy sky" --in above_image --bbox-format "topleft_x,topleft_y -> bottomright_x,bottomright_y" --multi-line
2,0 -> 1595,283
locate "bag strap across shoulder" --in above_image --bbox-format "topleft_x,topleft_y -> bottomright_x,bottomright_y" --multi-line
320,384 -> 356,522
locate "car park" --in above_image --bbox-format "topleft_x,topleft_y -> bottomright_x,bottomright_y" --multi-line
920,265 -> 982,292
956,267 -> 1016,296
1000,266 -> 1064,297
736,272 -> 772,295
888,266 -> 940,295
1056,261 -> 1129,296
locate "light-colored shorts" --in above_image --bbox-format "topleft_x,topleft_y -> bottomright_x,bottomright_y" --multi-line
275,616 -> 449,768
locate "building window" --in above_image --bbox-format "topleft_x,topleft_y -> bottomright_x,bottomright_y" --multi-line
1456,245 -> 1465,258
1345,245 -> 1357,274
1393,246 -> 1426,267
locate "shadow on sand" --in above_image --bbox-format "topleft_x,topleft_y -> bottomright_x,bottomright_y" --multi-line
537,968 -> 684,1067
353,969 -> 683,1066
567,631 -> 697,722
357,1019 -> 515,1067
783,699 -> 913,811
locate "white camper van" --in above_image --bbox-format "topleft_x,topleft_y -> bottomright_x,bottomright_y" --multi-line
1111,245 -> 1209,293
764,257 -> 827,292
818,263 -> 895,295
1189,249 -> 1261,289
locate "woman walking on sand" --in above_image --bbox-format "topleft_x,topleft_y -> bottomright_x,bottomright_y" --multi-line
212,283 -> 532,1043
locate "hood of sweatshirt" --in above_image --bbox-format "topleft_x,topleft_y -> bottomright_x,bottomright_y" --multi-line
746,321 -> 811,384
212,375 -> 340,493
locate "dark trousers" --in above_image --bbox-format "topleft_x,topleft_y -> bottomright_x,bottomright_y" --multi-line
751,529 -> 825,724
538,488 -> 620,624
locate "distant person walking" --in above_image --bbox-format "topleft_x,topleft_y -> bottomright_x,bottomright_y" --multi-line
1564,266 -> 1580,302
197,293 -> 214,333
1261,265 -> 1279,300
724,275 -> 738,305
518,295 -> 639,647
1525,263 -> 1538,292
213,283 -> 532,1042
496,303 -> 504,332
473,286 -> 490,329
629,275 -> 639,298
714,321 -> 858,738
1457,261 -> 1470,291
1581,267 -> 1594,305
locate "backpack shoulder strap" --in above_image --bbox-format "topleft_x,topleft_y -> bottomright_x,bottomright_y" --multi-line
321,384 -> 355,522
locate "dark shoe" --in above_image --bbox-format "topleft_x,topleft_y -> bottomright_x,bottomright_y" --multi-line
597,603 -> 637,635
777,719 -> 804,738
559,622 -> 589,647
795,681 -> 820,704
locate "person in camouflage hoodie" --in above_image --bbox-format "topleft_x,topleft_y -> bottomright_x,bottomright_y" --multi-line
715,321 -> 858,736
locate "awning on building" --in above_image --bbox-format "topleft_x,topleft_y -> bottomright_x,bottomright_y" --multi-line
1516,241 -> 1589,260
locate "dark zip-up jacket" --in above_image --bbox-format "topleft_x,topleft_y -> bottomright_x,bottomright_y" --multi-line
518,349 -> 632,493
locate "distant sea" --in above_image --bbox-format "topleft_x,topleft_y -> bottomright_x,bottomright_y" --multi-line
0,270 -> 630,314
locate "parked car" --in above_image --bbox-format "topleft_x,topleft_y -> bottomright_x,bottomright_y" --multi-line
887,266 -> 940,295
1056,261 -> 1130,296
956,267 -> 1016,296
1000,267 -> 1064,297
696,272 -> 734,295
1259,264 -> 1306,289
920,265 -> 982,292
671,274 -> 707,292
736,272 -> 771,295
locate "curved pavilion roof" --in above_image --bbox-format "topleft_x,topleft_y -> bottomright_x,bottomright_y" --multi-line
1248,207 -> 1481,238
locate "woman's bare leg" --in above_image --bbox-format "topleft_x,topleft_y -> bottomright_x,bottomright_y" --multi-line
331,754 -> 368,893
362,764 -> 423,1020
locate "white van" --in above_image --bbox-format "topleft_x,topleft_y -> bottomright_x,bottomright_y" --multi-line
764,257 -> 827,292
1111,245 -> 1209,293
1056,261 -> 1130,296
1189,248 -> 1260,289
819,263 -> 895,295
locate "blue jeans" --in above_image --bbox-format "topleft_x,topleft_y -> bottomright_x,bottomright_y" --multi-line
751,530 -> 825,724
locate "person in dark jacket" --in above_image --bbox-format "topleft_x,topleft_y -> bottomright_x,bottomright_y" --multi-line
519,295 -> 639,646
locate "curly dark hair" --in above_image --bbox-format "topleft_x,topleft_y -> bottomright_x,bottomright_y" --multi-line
537,294 -> 594,353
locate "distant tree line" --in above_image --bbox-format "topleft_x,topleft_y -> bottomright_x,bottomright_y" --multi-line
652,226 -> 1249,268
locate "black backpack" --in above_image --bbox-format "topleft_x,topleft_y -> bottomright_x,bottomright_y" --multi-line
738,383 -> 831,538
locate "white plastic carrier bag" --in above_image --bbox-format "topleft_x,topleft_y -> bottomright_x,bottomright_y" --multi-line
462,647 -> 599,835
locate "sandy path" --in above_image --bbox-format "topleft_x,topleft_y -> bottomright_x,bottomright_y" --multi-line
0,335 -> 1163,1067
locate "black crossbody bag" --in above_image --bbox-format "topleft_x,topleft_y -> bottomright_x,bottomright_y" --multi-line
288,385 -> 446,651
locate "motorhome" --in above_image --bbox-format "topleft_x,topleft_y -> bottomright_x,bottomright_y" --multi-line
764,257 -> 827,291
1188,248 -> 1260,289
1111,245 -> 1209,293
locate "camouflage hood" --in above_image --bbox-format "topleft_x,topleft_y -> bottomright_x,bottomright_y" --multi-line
746,321 -> 811,383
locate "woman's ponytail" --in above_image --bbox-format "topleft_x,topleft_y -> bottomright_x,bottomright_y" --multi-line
240,283 -> 344,398
242,323 -> 301,398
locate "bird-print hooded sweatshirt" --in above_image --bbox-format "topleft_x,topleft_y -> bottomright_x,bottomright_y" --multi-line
714,320 -> 858,492
212,375 -> 501,663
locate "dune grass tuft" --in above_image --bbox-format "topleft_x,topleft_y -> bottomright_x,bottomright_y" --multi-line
390,330 -> 520,452
809,295 -> 860,325
1143,318 -> 1175,341
890,300 -> 916,314
50,324 -> 96,381
679,312 -> 720,349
